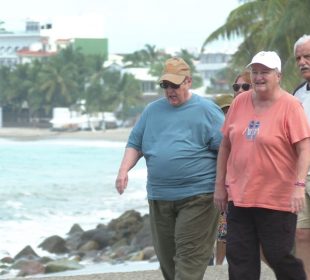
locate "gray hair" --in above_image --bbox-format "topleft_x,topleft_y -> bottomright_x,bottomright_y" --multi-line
294,35 -> 310,54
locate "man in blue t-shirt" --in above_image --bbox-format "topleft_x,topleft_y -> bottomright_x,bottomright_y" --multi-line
115,57 -> 224,280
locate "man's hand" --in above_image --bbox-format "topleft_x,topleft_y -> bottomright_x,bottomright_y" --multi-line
115,170 -> 128,195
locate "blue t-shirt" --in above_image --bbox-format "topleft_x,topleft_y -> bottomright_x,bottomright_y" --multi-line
127,94 -> 224,200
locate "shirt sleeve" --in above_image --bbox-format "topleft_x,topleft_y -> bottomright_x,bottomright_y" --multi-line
126,108 -> 148,151
204,102 -> 224,151
286,99 -> 310,144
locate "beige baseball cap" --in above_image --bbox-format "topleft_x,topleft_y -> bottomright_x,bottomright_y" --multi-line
159,57 -> 191,84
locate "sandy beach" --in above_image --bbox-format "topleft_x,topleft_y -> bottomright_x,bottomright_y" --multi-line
7,263 -> 276,280
0,127 -> 131,142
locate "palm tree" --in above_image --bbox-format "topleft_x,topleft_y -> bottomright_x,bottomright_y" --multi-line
123,44 -> 159,67
117,72 -> 142,121
0,63 -> 35,123
84,66 -> 142,121
202,0 -> 310,91
36,59 -> 80,114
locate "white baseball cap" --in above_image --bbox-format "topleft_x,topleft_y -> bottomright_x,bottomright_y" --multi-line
247,51 -> 281,72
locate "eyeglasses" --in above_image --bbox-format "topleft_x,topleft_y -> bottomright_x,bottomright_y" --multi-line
159,81 -> 183,89
232,83 -> 251,92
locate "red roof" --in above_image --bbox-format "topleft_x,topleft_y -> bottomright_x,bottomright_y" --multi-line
16,50 -> 57,57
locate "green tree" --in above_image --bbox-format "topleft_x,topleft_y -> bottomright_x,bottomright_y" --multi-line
27,60 -> 51,119
117,72 -> 142,121
85,66 -> 142,121
84,68 -> 120,113
32,47 -> 85,115
202,0 -> 310,91
123,44 -> 159,67
37,60 -> 80,113
0,63 -> 35,123
0,66 -> 13,105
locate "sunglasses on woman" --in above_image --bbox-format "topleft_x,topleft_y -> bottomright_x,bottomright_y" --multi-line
159,81 -> 182,89
232,83 -> 251,92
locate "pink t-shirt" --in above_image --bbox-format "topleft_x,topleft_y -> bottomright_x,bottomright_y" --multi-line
223,91 -> 310,212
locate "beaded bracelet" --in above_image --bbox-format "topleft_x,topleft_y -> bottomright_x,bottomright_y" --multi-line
295,181 -> 306,187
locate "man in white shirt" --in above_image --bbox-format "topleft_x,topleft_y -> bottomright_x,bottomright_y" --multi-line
293,34 -> 310,279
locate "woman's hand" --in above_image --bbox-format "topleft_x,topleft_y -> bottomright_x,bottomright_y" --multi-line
214,183 -> 228,212
291,187 -> 305,213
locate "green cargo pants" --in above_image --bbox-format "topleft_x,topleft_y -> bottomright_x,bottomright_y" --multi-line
149,194 -> 219,280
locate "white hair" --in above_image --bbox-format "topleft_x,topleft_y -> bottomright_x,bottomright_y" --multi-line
294,34 -> 310,54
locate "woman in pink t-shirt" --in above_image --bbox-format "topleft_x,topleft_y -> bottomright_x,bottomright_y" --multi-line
214,51 -> 310,280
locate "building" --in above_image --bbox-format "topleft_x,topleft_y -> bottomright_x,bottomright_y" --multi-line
0,20 -> 110,127
0,21 -> 52,66
197,52 -> 232,87
122,67 -> 158,101
0,20 -> 109,66
55,38 -> 108,60
196,40 -> 240,92
72,38 -> 108,59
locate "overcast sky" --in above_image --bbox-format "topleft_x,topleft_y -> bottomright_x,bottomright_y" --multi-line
0,0 -> 240,53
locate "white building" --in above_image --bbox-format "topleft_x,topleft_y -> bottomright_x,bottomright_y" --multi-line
122,67 -> 158,98
196,40 -> 240,88
0,21 -> 56,66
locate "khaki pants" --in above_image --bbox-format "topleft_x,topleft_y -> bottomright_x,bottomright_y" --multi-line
148,194 -> 219,280
297,178 -> 310,229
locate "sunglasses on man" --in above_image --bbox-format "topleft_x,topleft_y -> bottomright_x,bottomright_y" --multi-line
159,81 -> 183,89
232,83 -> 251,92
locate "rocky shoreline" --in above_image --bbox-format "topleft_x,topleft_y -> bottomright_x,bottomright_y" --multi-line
0,210 -> 156,278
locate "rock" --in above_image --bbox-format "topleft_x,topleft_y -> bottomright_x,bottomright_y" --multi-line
39,235 -> 69,254
0,268 -> 9,276
142,246 -> 156,260
65,231 -> 84,251
110,245 -> 134,260
15,260 -> 45,277
131,215 -> 153,249
1,256 -> 14,263
111,238 -> 128,249
78,240 -> 100,252
78,226 -> 113,249
14,245 -> 39,260
45,259 -> 84,273
92,227 -> 114,247
65,224 -> 85,251
75,250 -> 98,261
93,254 -> 112,263
0,263 -> 9,270
149,254 -> 158,262
67,224 -> 84,235
39,256 -> 54,264
129,251 -> 144,261
107,210 -> 143,244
